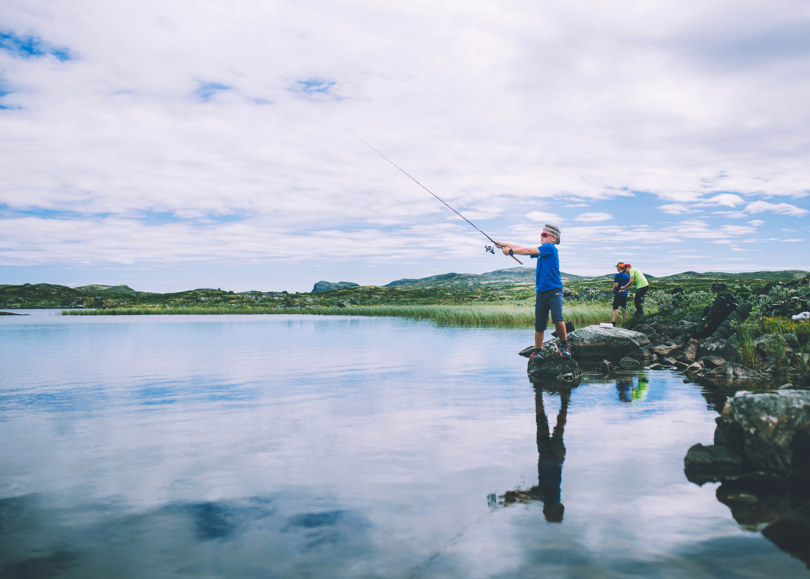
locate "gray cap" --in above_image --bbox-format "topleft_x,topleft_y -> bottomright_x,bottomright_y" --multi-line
543,223 -> 561,244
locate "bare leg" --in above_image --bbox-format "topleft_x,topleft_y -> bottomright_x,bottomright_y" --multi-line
612,308 -> 618,323
534,330 -> 544,350
553,320 -> 567,342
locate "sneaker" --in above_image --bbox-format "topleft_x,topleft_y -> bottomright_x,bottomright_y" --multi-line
529,349 -> 544,361
557,342 -> 573,359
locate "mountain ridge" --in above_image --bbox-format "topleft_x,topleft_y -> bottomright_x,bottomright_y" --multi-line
2,269 -> 807,309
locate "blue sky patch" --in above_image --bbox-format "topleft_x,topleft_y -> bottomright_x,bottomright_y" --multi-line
288,78 -> 338,99
0,30 -> 73,61
194,81 -> 232,102
138,209 -> 246,225
5,207 -> 113,220
0,78 -> 19,110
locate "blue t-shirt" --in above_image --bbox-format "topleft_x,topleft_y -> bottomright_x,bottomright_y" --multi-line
532,244 -> 562,292
614,272 -> 630,296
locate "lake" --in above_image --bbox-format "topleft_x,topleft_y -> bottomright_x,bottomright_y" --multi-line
1,310 -> 807,578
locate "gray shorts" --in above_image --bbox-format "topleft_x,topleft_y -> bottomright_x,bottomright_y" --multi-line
535,289 -> 564,332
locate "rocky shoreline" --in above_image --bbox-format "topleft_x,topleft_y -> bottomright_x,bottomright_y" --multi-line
522,311 -> 810,569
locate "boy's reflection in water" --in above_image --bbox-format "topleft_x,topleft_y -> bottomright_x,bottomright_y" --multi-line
500,383 -> 571,523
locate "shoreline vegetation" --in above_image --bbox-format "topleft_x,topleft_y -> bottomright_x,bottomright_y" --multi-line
60,303 -> 613,328
2,269 -> 809,384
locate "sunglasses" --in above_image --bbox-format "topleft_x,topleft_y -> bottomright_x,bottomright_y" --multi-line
541,232 -> 552,238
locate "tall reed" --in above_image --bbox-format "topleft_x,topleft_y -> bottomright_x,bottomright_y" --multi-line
735,321 -> 759,369
64,303 -> 613,329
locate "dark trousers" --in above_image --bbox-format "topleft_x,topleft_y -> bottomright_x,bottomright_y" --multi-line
634,286 -> 649,315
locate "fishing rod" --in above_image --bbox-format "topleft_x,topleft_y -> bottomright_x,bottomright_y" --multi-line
347,128 -> 523,265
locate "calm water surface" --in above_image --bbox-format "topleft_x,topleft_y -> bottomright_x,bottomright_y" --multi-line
1,310 -> 807,578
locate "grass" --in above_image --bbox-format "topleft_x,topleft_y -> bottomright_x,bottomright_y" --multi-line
63,302 -> 613,329
735,317 -> 810,380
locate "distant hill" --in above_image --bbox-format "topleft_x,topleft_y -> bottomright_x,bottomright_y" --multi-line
312,281 -> 360,293
382,268 -> 809,289
2,269 -> 807,310
656,270 -> 809,282
383,267 -> 597,289
75,284 -> 140,295
0,283 -> 152,309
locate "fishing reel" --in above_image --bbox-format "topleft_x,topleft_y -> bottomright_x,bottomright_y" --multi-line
484,245 -> 495,254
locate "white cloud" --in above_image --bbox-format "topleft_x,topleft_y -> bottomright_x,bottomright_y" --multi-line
1,0 -> 810,289
659,204 -> 698,215
745,201 -> 810,217
574,212 -> 613,223
706,193 -> 744,207
525,211 -> 564,224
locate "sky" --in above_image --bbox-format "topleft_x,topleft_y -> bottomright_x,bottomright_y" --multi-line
1,0 -> 809,293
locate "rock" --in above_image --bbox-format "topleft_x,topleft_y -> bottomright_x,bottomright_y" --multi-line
682,339 -> 699,362
697,337 -> 739,362
598,359 -> 613,375
528,354 -> 582,386
518,345 -> 535,358
632,344 -> 658,364
715,390 -> 810,480
652,343 -> 679,356
702,356 -> 727,369
618,356 -> 641,369
684,443 -> 743,483
566,325 -> 650,361
685,361 -> 704,374
705,362 -> 767,385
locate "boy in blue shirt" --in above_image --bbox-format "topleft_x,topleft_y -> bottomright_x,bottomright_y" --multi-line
496,224 -> 573,360
612,262 -> 630,325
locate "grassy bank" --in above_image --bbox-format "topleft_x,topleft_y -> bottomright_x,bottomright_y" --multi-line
63,302 -> 613,329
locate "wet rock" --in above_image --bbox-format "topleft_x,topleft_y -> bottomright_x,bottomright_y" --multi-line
704,362 -> 768,386
684,443 -> 743,483
685,361 -> 704,375
528,353 -> 582,386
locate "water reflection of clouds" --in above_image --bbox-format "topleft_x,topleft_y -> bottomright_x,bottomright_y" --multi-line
0,492 -> 383,578
1,314 -> 806,576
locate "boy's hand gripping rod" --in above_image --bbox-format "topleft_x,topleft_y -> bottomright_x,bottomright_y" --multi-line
347,129 -> 522,265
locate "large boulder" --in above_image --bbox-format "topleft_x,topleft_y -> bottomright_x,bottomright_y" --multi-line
685,390 -> 810,568
565,325 -> 650,361
685,390 -> 810,483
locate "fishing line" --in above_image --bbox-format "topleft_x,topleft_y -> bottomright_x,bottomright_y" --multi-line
346,128 -> 523,265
